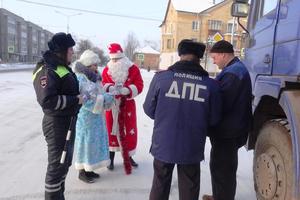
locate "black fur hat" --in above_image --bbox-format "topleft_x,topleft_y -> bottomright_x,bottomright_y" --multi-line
48,32 -> 75,52
178,39 -> 206,58
210,40 -> 234,53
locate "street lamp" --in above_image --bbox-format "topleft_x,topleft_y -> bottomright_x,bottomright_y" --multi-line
55,10 -> 82,33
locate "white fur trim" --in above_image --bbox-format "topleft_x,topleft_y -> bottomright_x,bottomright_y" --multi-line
128,84 -> 139,99
109,52 -> 125,59
79,50 -> 100,67
109,146 -> 120,152
92,95 -> 104,114
129,149 -> 136,156
103,83 -> 114,92
111,99 -> 121,136
75,159 -> 110,171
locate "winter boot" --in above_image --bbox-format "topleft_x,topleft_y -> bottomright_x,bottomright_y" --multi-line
107,151 -> 115,170
85,171 -> 100,179
79,170 -> 94,183
130,157 -> 138,168
202,195 -> 214,200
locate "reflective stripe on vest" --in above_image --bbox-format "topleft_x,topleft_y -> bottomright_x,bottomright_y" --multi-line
32,65 -> 70,81
32,66 -> 43,81
54,65 -> 70,78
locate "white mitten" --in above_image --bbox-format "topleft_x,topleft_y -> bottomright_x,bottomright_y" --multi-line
108,85 -> 120,95
108,85 -> 115,93
120,87 -> 130,95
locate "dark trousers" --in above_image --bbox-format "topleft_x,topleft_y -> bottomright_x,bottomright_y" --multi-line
43,115 -> 76,200
209,137 -> 240,200
149,159 -> 200,200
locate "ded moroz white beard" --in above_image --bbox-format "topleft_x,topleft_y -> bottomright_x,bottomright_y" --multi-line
107,57 -> 133,84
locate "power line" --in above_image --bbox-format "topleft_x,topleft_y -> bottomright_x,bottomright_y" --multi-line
15,0 -> 162,22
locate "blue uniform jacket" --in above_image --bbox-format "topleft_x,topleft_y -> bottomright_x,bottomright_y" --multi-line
143,60 -> 222,164
210,57 -> 252,143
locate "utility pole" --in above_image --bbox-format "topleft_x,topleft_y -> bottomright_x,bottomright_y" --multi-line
231,17 -> 236,44
55,11 -> 82,33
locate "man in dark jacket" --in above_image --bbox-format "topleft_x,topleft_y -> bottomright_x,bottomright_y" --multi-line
33,32 -> 83,200
203,40 -> 252,200
144,39 -> 222,200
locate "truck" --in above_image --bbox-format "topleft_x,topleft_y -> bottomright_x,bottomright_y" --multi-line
231,0 -> 300,199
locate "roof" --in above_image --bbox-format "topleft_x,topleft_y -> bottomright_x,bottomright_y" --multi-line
160,0 -> 227,27
172,0 -> 215,13
135,46 -> 160,55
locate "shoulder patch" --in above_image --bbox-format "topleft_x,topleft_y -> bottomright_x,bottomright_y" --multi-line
40,76 -> 47,88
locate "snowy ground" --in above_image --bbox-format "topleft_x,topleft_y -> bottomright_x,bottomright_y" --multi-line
0,63 -> 35,72
0,69 -> 256,200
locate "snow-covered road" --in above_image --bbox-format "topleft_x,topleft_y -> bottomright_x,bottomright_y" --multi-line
0,70 -> 256,200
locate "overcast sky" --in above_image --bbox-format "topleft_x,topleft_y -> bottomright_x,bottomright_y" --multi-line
1,0 -> 169,51
2,0 -> 225,52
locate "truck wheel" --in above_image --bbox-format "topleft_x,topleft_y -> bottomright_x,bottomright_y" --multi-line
253,119 -> 293,200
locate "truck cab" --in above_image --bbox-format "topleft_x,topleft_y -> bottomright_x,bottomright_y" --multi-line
232,0 -> 300,199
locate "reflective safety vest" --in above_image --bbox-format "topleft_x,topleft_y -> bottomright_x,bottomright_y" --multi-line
33,65 -> 70,81
32,64 -> 80,117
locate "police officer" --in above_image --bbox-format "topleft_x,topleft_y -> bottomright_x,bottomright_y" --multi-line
202,40 -> 252,200
143,39 -> 222,200
33,32 -> 83,200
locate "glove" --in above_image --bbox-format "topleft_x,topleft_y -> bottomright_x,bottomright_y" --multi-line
82,94 -> 90,103
108,85 -> 120,95
103,93 -> 115,109
120,87 -> 130,96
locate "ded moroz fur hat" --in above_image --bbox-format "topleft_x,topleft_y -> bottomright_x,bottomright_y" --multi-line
108,43 -> 125,59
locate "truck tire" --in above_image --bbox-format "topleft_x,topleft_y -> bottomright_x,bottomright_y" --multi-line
253,119 -> 293,200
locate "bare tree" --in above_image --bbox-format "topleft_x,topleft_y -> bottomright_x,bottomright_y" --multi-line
92,47 -> 109,67
74,39 -> 109,66
76,39 -> 93,57
123,32 -> 140,61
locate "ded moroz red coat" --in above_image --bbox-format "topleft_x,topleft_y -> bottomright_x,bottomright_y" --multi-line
102,62 -> 143,156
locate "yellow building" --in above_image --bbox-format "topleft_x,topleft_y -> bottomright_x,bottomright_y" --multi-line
159,0 -> 247,70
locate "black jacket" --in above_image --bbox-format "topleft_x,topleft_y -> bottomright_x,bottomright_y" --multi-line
33,50 -> 80,117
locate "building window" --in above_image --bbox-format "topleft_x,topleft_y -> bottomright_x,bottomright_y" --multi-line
172,39 -> 175,48
233,40 -> 237,49
227,23 -> 238,33
192,21 -> 199,31
164,23 -> 173,34
7,17 -> 16,34
21,24 -> 27,54
167,39 -> 172,49
208,20 -> 222,31
32,29 -> 39,55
